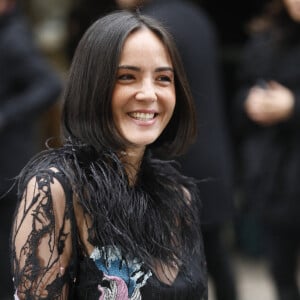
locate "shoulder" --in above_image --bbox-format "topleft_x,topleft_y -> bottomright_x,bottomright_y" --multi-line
23,168 -> 69,204
149,157 -> 193,182
144,156 -> 199,199
17,146 -> 74,195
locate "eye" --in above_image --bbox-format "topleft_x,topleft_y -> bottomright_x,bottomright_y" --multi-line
157,75 -> 173,83
117,74 -> 135,81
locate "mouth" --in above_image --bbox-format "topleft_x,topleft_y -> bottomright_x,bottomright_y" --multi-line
128,112 -> 157,121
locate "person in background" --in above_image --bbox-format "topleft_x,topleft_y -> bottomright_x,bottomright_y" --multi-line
115,1 -> 238,300
0,0 -> 62,298
233,0 -> 300,299
66,0 -> 114,61
11,10 -> 208,299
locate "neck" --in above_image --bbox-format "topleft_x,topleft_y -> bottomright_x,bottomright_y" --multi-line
119,147 -> 145,185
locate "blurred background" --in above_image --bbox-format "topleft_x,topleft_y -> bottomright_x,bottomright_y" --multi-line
1,0 -> 299,299
19,0 -> 267,151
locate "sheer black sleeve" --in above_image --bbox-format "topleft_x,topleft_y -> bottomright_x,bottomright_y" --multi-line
11,169 -> 74,299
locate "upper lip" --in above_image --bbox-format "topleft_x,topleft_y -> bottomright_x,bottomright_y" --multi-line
128,109 -> 158,114
127,110 -> 158,119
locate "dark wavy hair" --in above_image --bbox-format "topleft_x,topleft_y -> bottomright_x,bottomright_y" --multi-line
62,10 -> 196,158
14,12 -> 203,288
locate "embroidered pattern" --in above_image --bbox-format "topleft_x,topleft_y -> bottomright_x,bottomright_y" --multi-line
90,246 -> 152,299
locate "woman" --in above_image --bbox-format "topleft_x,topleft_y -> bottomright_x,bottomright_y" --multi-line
234,0 -> 300,299
11,11 -> 207,299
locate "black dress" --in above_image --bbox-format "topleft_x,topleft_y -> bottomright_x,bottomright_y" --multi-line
11,145 -> 207,299
233,18 -> 300,300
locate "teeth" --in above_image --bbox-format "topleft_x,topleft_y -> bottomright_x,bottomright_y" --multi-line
129,112 -> 155,121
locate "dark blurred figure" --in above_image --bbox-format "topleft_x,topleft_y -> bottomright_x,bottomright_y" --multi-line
0,0 -> 62,298
115,1 -> 237,300
233,0 -> 300,299
66,0 -> 115,60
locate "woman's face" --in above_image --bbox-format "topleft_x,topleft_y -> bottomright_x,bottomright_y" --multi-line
111,28 -> 176,153
283,0 -> 300,22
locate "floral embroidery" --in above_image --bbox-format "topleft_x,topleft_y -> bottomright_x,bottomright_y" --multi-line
90,246 -> 152,299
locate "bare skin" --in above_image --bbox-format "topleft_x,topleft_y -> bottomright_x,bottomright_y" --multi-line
0,0 -> 15,15
244,80 -> 294,126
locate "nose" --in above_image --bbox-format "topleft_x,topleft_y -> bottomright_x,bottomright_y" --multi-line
135,79 -> 157,102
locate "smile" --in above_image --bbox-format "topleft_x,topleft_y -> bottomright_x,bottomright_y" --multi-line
128,112 -> 157,121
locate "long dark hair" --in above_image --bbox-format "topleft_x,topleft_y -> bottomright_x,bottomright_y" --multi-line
16,11 -> 203,283
62,10 -> 196,158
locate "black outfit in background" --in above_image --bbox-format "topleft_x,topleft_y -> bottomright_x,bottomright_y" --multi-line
66,0 -> 115,60
140,1 -> 237,300
0,8 -> 62,299
234,18 -> 300,300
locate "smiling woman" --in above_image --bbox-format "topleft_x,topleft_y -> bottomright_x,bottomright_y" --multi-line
10,10 -> 207,300
112,28 -> 176,154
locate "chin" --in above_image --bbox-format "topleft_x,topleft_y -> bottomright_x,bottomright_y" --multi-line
131,138 -> 158,147
289,10 -> 300,22
292,15 -> 300,22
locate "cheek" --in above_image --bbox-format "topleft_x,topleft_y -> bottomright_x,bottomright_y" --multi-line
162,96 -> 176,127
111,91 -> 122,127
165,86 -> 176,120
169,100 -> 176,118
167,91 -> 176,116
111,87 -> 125,114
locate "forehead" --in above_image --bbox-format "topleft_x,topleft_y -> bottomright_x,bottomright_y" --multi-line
119,28 -> 173,65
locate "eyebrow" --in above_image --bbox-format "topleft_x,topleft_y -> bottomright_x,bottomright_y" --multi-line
118,65 -> 174,73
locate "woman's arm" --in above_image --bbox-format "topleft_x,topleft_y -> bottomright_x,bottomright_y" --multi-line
11,170 -> 73,299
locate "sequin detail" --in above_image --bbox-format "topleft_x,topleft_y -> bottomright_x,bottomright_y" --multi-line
90,246 -> 152,299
